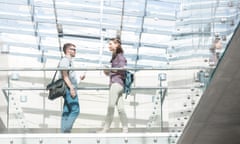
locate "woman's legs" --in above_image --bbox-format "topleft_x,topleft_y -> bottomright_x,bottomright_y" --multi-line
117,94 -> 128,132
101,83 -> 119,132
101,83 -> 127,132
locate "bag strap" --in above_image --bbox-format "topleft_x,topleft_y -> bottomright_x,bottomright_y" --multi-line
51,62 -> 60,83
51,58 -> 71,83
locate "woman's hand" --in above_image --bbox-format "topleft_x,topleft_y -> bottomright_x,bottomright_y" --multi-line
103,65 -> 110,76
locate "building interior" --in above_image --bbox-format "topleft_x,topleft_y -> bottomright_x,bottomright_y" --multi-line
0,0 -> 240,144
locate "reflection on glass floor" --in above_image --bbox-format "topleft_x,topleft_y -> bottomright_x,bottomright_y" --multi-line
0,133 -> 170,144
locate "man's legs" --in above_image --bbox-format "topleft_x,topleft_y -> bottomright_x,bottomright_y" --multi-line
61,89 -> 80,133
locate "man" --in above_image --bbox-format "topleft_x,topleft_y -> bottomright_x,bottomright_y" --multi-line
59,43 -> 85,133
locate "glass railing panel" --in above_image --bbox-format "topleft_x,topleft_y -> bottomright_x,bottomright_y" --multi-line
0,55 -> 9,130
0,67 -> 210,133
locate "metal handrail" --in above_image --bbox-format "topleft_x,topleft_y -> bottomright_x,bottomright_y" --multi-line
1,86 -> 197,91
0,132 -> 170,138
0,66 -> 210,71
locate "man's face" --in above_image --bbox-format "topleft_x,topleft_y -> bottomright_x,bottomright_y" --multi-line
68,46 -> 76,57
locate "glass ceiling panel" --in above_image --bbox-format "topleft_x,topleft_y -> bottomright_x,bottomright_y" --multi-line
120,31 -> 139,43
0,0 -> 27,4
0,3 -> 29,14
122,16 -> 142,31
33,0 -> 53,7
122,1 -> 145,16
147,0 -> 179,15
57,10 -> 102,22
144,18 -> 175,28
37,23 -> 57,36
63,25 -> 101,37
141,33 -> 170,45
0,0 -> 238,67
34,7 -> 56,23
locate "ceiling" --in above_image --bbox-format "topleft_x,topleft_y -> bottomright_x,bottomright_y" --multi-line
0,0 -> 239,68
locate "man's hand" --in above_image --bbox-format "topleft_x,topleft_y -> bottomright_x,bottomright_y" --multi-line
70,87 -> 76,98
80,75 -> 85,80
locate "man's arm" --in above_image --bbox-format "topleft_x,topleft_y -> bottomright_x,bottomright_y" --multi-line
62,70 -> 76,98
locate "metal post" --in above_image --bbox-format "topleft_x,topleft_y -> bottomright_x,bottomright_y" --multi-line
133,94 -> 136,128
99,0 -> 104,66
7,75 -> 10,129
158,73 -> 167,131
159,78 -> 163,131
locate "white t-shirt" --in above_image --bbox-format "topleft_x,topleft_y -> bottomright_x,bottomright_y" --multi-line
59,57 -> 78,89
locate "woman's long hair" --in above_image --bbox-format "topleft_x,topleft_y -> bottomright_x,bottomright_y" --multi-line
110,38 -> 124,62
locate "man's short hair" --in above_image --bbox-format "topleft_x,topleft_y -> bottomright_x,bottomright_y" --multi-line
63,43 -> 76,54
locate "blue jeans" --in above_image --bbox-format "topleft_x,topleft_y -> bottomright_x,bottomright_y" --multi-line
61,88 -> 80,133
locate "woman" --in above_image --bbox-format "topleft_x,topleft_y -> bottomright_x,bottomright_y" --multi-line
100,38 -> 128,133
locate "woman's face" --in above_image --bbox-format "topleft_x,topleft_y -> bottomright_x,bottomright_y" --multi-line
108,40 -> 118,53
